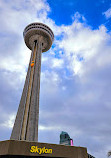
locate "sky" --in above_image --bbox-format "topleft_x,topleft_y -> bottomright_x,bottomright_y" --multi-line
0,0 -> 111,157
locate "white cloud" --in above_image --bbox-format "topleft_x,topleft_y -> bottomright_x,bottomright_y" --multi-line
41,70 -> 61,86
42,55 -> 64,69
0,0 -> 50,33
103,8 -> 111,19
39,125 -> 61,131
51,58 -> 64,68
56,19 -> 111,76
0,113 -> 16,129
62,86 -> 66,90
72,12 -> 86,22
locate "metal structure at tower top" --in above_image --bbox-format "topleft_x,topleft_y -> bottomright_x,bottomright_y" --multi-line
10,22 -> 54,142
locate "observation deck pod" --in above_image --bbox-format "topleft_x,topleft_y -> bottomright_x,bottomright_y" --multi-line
23,22 -> 54,52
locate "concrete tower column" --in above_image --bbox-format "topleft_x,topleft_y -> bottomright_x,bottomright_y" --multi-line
10,23 -> 54,142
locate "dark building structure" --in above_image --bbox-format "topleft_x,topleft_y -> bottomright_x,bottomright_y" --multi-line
60,131 -> 73,146
88,154 -> 95,158
59,131 -> 95,158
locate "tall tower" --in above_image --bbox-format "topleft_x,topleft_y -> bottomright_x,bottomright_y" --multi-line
10,23 -> 54,142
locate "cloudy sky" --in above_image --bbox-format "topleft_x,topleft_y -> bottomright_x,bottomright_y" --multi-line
0,0 -> 111,157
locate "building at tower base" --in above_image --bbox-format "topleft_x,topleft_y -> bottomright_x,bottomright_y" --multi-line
0,140 -> 88,158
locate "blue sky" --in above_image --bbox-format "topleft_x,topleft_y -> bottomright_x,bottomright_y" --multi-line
48,0 -> 111,29
0,0 -> 111,158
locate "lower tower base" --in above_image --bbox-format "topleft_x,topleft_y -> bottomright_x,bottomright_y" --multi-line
0,140 -> 88,158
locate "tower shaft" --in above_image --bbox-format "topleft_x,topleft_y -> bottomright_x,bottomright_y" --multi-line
10,39 -> 42,141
